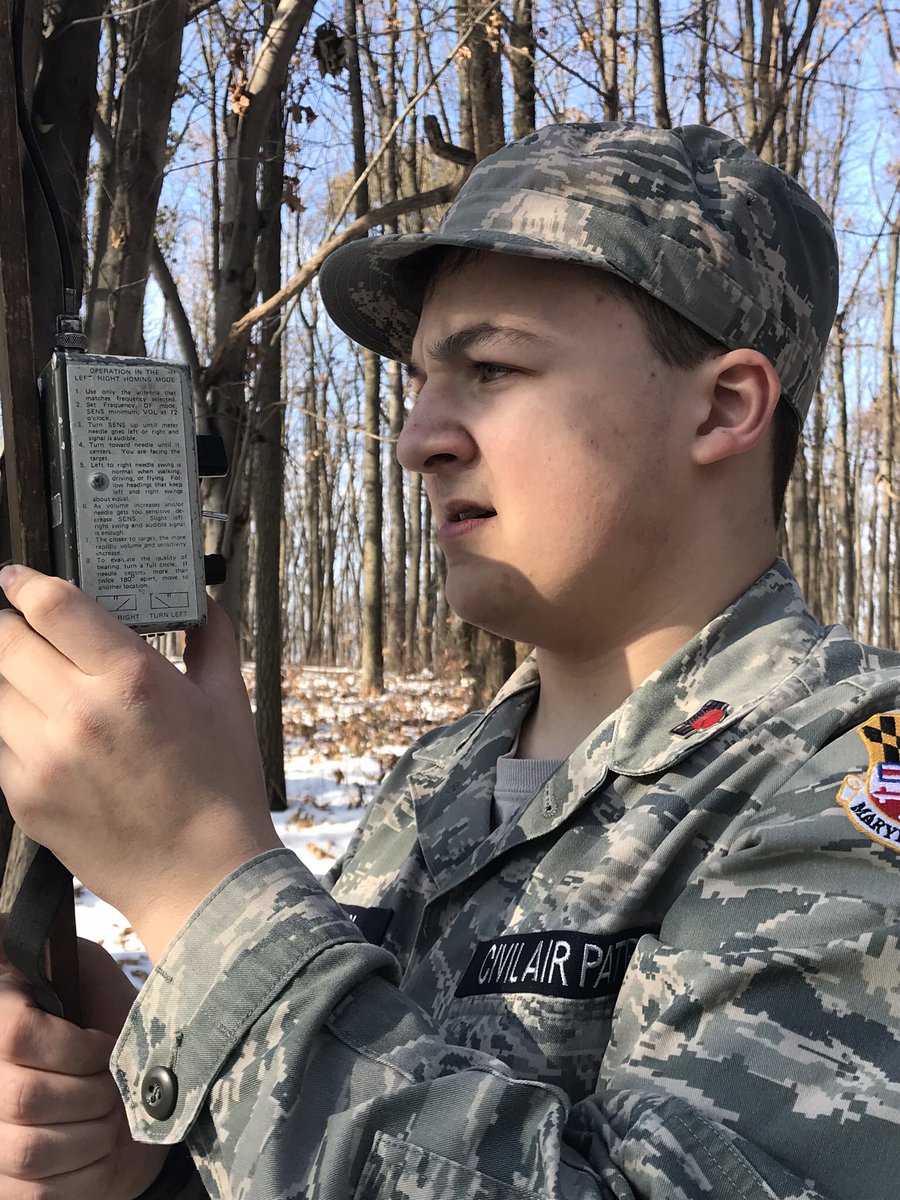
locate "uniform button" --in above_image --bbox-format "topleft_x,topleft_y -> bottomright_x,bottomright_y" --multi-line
141,1066 -> 178,1120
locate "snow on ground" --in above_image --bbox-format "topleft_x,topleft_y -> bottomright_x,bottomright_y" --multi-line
76,664 -> 472,988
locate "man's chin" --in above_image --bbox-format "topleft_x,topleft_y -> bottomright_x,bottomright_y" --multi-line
445,583 -> 534,646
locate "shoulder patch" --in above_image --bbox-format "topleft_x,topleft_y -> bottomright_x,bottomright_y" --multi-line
835,713 -> 900,852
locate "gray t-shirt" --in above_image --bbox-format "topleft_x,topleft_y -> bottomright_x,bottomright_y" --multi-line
491,749 -> 566,828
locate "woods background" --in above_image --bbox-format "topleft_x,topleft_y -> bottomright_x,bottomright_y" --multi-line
5,0 -> 899,810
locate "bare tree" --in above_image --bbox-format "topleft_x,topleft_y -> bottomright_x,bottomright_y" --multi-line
253,73 -> 287,811
87,0 -> 189,355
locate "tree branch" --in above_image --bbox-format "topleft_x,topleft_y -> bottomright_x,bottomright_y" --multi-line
326,0 -> 493,237
423,115 -> 476,166
202,181 -> 460,387
749,1 -> 822,156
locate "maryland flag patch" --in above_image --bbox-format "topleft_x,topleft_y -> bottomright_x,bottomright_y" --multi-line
836,713 -> 900,851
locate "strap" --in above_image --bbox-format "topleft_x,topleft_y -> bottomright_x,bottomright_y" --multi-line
3,844 -> 74,1018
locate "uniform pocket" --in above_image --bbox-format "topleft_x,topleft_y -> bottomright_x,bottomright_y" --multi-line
353,1131 -> 544,1200
444,991 -> 616,1104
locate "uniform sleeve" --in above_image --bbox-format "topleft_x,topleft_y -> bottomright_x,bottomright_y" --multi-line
111,740 -> 900,1200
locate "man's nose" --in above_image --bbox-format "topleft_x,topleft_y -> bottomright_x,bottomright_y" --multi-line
396,388 -> 477,474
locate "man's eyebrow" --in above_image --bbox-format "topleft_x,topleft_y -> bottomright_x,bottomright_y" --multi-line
407,322 -> 551,379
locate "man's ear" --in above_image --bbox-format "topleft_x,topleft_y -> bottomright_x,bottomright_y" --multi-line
692,349 -> 781,466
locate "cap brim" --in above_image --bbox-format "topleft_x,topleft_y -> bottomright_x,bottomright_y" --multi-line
317,234 -> 434,362
318,229 -> 617,362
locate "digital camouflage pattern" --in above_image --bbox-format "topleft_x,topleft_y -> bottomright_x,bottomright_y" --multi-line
318,122 -> 839,422
113,560 -> 900,1199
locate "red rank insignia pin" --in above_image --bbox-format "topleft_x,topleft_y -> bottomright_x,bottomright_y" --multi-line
671,700 -> 730,737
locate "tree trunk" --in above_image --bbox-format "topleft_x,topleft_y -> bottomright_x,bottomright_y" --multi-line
807,384 -> 824,618
203,0 -> 315,630
787,434 -> 810,597
361,350 -> 384,691
417,503 -> 433,668
739,0 -> 758,144
252,83 -> 287,811
877,218 -> 899,645
696,0 -> 710,126
509,0 -> 535,140
302,319 -> 322,661
88,0 -> 188,355
833,316 -> 856,632
386,360 -> 407,670
406,472 -> 422,665
27,0 -> 102,365
84,8 -> 116,348
468,3 -> 504,160
455,1 -> 475,150
645,0 -> 671,128
602,0 -> 620,120
343,0 -> 383,691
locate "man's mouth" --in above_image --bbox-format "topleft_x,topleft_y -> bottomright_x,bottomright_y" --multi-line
439,501 -> 497,543
450,507 -> 496,522
445,499 -> 496,521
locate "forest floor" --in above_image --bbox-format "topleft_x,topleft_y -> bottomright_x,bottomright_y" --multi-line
75,664 -> 473,987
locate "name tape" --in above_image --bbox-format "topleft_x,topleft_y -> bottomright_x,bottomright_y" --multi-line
341,904 -> 393,945
455,927 -> 655,1000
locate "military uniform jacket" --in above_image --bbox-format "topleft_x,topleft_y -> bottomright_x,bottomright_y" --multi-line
112,561 -> 900,1199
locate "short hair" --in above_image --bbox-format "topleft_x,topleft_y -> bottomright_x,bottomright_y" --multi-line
598,272 -> 800,525
422,247 -> 800,524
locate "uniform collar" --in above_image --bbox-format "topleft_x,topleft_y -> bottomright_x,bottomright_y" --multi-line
411,559 -> 828,890
608,557 -> 826,775
407,671 -> 538,882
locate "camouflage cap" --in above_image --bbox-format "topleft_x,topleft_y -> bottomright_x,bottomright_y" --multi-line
318,122 -> 839,422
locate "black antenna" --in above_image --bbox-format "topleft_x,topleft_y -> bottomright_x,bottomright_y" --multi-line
11,0 -> 85,347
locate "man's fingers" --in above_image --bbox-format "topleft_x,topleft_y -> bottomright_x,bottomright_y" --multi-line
0,1114 -> 116,1182
0,746 -> 35,846
0,978 -> 113,1076
72,941 -> 138,1040
0,682 -> 48,765
182,596 -> 244,691
0,1062 -> 118,1127
0,713 -> 56,843
0,567 -> 141,678
0,615 -> 78,725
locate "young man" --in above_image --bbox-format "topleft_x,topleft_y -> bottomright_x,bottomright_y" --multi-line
0,123 -> 897,1200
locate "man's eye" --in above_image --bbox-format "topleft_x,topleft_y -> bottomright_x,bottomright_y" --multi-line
477,362 -> 513,383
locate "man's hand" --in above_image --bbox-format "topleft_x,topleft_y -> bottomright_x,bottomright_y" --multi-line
0,939 -> 168,1199
0,565 -> 282,961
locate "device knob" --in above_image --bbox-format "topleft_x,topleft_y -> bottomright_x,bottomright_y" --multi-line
203,554 -> 227,586
196,434 -> 228,477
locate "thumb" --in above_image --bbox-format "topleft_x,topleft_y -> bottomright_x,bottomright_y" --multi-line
182,596 -> 249,703
75,938 -> 138,1037
0,924 -> 135,1039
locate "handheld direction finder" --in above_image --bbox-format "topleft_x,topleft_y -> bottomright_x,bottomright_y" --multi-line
39,351 -> 224,635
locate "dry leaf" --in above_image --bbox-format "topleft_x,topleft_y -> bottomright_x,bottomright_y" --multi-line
230,86 -> 250,116
288,812 -> 315,829
307,841 -> 335,860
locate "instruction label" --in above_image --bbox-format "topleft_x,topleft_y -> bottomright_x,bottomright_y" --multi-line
65,358 -> 204,631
